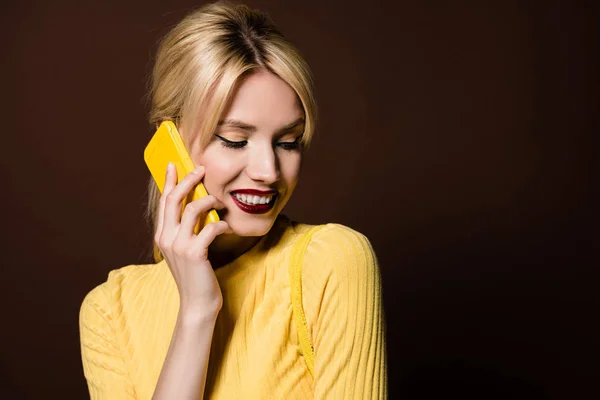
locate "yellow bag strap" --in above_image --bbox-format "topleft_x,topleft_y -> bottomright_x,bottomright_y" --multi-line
289,225 -> 325,378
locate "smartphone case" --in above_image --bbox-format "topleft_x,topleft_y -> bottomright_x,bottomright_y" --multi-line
144,121 -> 220,233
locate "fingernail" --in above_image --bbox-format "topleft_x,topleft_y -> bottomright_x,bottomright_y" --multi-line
192,165 -> 204,174
167,162 -> 174,172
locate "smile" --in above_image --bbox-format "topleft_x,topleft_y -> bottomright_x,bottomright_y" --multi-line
231,193 -> 277,214
233,193 -> 275,205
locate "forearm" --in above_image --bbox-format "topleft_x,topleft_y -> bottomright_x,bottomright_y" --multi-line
152,309 -> 218,400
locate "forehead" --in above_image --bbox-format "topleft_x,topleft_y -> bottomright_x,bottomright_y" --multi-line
222,70 -> 304,129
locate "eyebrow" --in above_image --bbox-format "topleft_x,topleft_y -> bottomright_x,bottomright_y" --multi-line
216,117 -> 305,134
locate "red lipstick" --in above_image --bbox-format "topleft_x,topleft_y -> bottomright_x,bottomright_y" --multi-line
231,189 -> 278,196
230,189 -> 278,215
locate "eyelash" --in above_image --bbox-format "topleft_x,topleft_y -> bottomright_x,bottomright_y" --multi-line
215,135 -> 302,151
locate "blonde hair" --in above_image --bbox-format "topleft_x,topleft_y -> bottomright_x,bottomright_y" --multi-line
145,1 -> 318,262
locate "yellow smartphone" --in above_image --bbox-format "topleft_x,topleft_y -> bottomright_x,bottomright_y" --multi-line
144,120 -> 220,234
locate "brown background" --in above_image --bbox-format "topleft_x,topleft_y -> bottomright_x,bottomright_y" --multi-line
1,0 -> 597,398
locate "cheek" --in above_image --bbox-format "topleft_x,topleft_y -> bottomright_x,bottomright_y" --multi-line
198,151 -> 241,197
281,154 -> 302,189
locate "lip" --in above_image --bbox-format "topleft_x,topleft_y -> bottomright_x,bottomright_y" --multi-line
231,192 -> 277,214
231,189 -> 279,196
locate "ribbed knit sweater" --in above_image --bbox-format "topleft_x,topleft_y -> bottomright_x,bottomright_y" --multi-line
79,215 -> 387,399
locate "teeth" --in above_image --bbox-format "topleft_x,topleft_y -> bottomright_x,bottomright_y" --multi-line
233,193 -> 275,205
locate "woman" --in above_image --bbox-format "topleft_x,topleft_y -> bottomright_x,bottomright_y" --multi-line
79,2 -> 387,399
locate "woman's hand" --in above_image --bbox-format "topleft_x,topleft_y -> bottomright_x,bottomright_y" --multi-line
154,163 -> 231,319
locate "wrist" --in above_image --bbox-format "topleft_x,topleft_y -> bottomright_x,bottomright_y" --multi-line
178,303 -> 220,326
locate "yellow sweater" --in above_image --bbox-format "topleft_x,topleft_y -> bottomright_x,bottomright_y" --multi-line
79,215 -> 387,399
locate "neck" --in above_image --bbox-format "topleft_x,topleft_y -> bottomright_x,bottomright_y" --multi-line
208,233 -> 263,269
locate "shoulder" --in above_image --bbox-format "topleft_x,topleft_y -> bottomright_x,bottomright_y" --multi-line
79,262 -> 167,321
297,223 -> 383,329
279,215 -> 375,255
294,222 -> 379,286
304,223 -> 377,266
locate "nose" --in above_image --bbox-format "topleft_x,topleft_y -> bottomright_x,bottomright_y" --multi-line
246,143 -> 280,184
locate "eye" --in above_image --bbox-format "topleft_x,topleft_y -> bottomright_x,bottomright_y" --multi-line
276,134 -> 303,151
216,134 -> 247,150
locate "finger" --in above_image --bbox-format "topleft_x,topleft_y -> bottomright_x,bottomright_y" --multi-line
163,166 -> 205,236
192,221 -> 233,251
155,162 -> 177,241
178,195 -> 225,238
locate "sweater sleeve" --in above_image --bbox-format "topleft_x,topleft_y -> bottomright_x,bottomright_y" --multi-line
79,283 -> 137,399
302,224 -> 388,399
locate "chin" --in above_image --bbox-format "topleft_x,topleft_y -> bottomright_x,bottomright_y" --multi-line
225,214 -> 277,237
